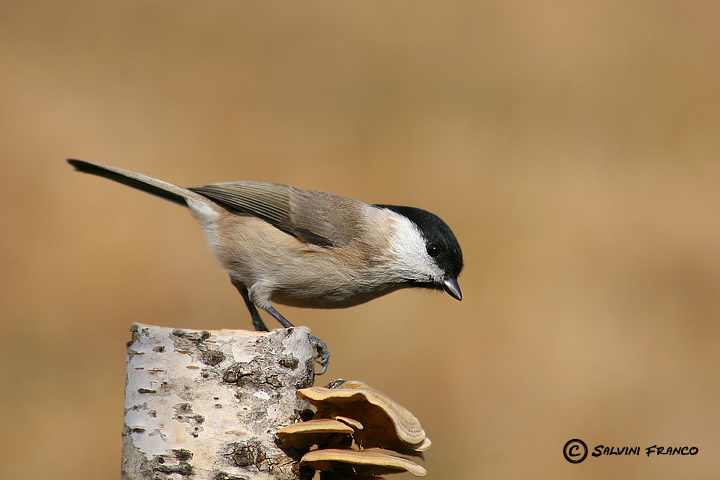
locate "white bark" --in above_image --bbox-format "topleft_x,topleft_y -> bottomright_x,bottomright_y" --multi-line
122,324 -> 315,480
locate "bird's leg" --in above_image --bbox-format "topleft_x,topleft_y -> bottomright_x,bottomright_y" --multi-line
231,278 -> 269,332
230,277 -> 330,374
308,336 -> 330,375
263,304 -> 331,376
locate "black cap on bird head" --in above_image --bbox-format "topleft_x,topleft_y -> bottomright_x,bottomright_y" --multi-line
375,204 -> 464,300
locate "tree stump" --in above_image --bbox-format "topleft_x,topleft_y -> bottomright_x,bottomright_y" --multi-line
122,324 -> 315,480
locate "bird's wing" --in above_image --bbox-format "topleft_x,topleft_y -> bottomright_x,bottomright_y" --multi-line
190,182 -> 362,248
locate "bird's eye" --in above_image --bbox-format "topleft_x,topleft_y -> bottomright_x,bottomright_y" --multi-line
426,243 -> 441,257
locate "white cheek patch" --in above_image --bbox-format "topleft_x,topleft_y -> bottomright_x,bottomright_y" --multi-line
387,212 -> 444,283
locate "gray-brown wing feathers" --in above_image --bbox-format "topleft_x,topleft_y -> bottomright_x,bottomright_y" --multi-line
190,182 -> 363,248
191,182 -> 290,226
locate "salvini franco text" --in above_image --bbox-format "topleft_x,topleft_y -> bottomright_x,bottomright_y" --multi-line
592,445 -> 698,457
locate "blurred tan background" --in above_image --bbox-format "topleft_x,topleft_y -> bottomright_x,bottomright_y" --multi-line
1,2 -> 719,479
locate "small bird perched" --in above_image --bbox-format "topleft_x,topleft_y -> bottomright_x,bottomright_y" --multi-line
68,160 -> 464,374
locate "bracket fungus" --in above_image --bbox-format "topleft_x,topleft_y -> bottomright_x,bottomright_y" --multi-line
276,380 -> 430,478
301,449 -> 427,477
276,418 -> 354,449
297,380 -> 430,456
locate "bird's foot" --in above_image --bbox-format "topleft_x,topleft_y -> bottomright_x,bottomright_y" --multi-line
309,335 -> 330,375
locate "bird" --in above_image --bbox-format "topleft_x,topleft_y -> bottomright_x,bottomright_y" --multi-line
67,159 -> 463,374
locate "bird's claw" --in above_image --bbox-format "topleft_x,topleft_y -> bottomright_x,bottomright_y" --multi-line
309,335 -> 330,375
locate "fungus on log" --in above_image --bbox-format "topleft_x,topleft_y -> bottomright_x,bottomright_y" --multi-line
301,448 -> 427,478
276,418 -> 355,448
276,380 -> 431,478
298,380 -> 430,456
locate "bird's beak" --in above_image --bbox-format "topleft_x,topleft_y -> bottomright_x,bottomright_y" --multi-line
443,277 -> 462,301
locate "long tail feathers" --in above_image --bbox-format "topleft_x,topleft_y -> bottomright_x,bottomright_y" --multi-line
67,159 -> 193,207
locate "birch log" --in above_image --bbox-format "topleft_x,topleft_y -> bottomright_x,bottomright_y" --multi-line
122,324 -> 316,480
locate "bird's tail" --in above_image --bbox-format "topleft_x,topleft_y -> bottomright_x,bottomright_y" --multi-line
67,159 -> 209,207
